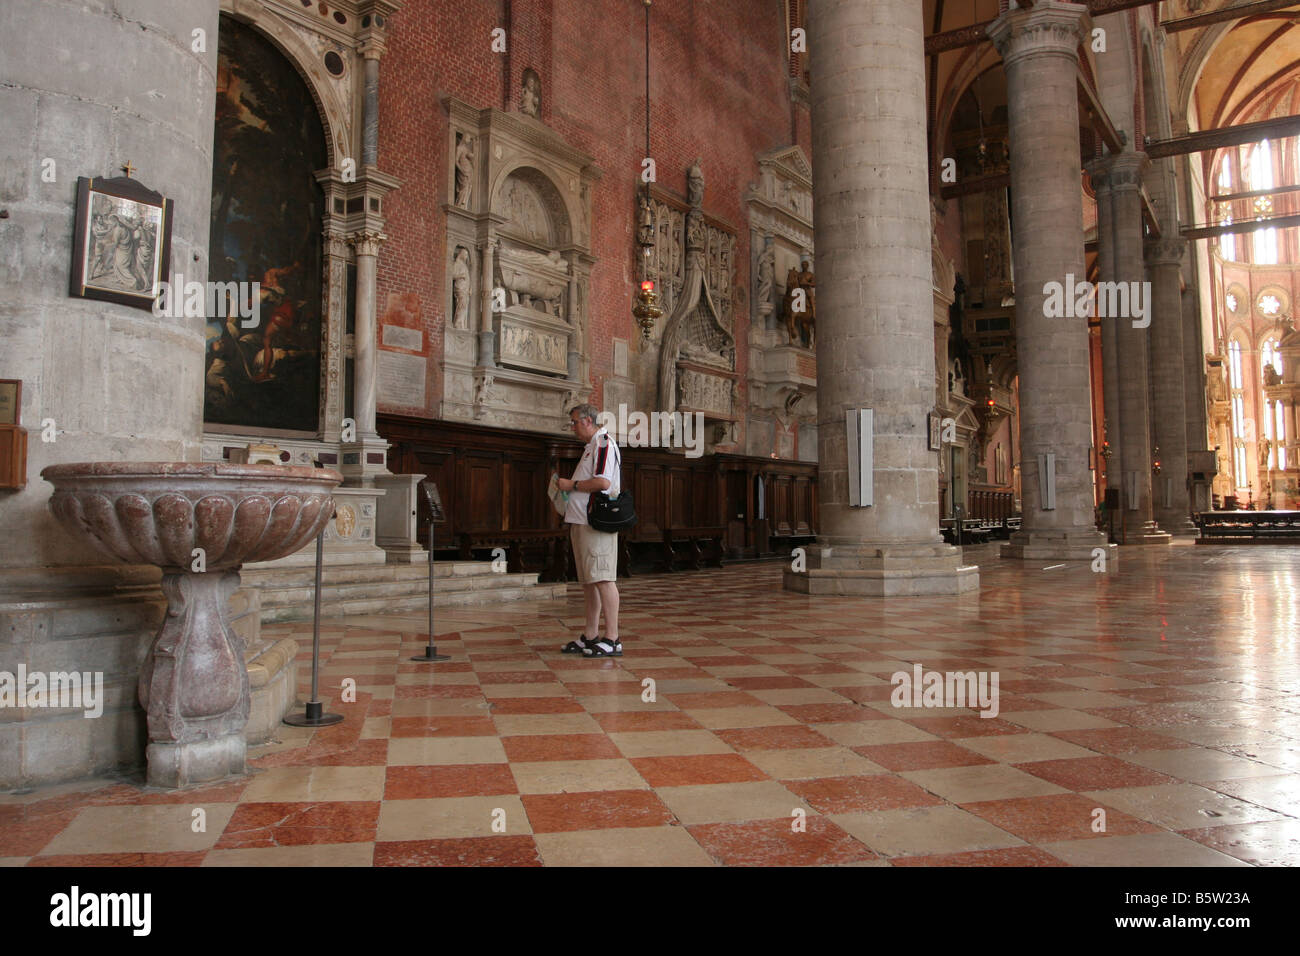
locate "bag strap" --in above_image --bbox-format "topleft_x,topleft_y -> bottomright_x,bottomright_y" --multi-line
597,434 -> 622,496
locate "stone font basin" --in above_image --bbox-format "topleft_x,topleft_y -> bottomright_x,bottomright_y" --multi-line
42,462 -> 343,788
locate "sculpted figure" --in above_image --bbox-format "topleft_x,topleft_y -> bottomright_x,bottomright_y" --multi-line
782,257 -> 816,348
451,247 -> 471,329
455,134 -> 475,208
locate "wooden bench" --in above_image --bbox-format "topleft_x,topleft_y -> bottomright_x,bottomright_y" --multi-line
660,526 -> 727,572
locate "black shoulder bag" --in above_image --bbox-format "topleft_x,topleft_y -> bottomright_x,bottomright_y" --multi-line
586,437 -> 636,533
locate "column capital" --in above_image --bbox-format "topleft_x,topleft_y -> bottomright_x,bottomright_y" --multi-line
988,0 -> 1086,66
358,36 -> 387,61
1087,151 -> 1149,192
1145,237 -> 1188,266
348,230 -> 387,257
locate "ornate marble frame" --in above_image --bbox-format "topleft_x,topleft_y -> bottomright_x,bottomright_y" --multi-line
441,96 -> 600,434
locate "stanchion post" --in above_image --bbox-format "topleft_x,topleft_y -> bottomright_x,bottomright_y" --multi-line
411,479 -> 450,663
284,510 -> 344,727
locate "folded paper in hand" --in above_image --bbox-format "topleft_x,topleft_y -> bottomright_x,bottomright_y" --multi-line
547,473 -> 568,516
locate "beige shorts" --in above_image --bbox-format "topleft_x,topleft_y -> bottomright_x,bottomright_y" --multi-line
569,521 -> 618,584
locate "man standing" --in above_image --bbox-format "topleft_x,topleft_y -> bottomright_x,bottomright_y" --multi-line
556,404 -> 622,657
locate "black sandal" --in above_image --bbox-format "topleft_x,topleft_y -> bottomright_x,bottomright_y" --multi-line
562,634 -> 597,654
582,637 -> 623,658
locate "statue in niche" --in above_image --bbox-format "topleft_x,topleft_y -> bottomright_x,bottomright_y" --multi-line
754,236 -> 775,319
949,357 -> 967,397
521,69 -> 541,118
687,158 -> 704,207
782,256 -> 816,348
637,194 -> 654,247
455,133 -> 475,208
451,246 -> 471,330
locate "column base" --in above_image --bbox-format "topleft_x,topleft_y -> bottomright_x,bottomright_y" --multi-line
146,734 -> 246,789
340,437 -> 392,487
1126,521 -> 1172,545
1155,513 -> 1199,536
783,542 -> 979,596
1001,529 -> 1114,562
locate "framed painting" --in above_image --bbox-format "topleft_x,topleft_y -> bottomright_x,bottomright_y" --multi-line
70,175 -> 173,311
0,380 -> 19,426
927,411 -> 942,451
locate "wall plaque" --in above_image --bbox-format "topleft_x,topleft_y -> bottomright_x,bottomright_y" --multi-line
382,324 -> 423,351
378,350 -> 426,407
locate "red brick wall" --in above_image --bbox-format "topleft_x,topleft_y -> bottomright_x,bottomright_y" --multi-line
376,0 -> 802,428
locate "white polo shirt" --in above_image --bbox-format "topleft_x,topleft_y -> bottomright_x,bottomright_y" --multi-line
565,427 -> 621,525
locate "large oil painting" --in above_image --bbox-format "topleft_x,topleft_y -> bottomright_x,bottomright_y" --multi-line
205,16 -> 327,433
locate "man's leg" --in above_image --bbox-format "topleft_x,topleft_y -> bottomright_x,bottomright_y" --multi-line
594,581 -> 619,642
584,582 -> 602,637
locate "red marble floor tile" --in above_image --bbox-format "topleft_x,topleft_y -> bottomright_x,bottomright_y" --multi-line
384,764 -> 518,799
725,676 -> 816,691
1017,755 -> 1176,790
689,656 -> 761,667
215,801 -> 380,848
486,697 -> 585,715
688,816 -> 878,866
475,670 -> 563,685
393,684 -> 486,699
1178,819 -> 1300,867
890,847 -> 1068,867
828,685 -> 897,704
856,741 -> 997,771
779,662 -> 860,676
367,698 -> 393,717
398,661 -> 474,673
960,794 -> 1161,844
631,754 -> 768,787
777,702 -> 887,724
0,812 -> 79,856
787,774 -> 946,814
995,695 -> 1062,712
715,725 -> 834,751
1078,703 -> 1213,726
1019,664 -> 1097,679
998,679 -> 1084,695
521,789 -> 676,833
373,836 -> 542,867
904,716 -> 1031,738
621,667 -> 706,680
592,711 -> 704,733
1122,686 -> 1211,703
563,680 -> 646,696
666,691 -> 766,709
28,851 -> 207,867
501,734 -> 622,762
390,716 -> 498,737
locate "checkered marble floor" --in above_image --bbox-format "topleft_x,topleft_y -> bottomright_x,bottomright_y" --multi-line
4,541 -> 1300,867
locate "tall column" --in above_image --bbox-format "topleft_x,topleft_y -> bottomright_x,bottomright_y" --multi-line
349,231 -> 384,438
990,1 -> 1111,561
361,55 -> 380,166
784,0 -> 976,596
1146,236 -> 1196,532
1087,160 -> 1123,494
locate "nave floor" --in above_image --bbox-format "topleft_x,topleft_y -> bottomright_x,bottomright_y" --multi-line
4,542 -> 1299,867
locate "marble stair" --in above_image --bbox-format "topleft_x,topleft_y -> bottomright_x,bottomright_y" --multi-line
240,560 -> 569,623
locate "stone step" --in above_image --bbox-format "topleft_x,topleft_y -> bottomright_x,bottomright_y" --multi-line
259,583 -> 568,623
242,560 -> 568,623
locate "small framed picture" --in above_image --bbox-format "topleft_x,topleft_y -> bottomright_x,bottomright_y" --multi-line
927,412 -> 942,451
70,175 -> 173,311
0,380 -> 19,426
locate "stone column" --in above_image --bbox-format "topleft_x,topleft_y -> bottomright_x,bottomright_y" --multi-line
784,0 -> 976,596
1109,153 -> 1168,543
1087,160 -> 1123,493
1146,236 -> 1195,532
361,54 -> 380,166
479,237 -> 498,367
990,0 -> 1111,561
349,230 -> 384,438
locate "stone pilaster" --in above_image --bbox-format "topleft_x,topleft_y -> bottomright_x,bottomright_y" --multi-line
989,0 -> 1112,561
785,0 -> 976,596
343,229 -> 391,486
1087,159 -> 1122,495
1146,236 -> 1196,532
479,237 -> 498,367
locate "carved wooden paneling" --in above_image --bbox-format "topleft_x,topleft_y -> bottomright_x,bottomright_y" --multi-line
463,454 -> 502,532
669,467 -> 690,528
633,466 -> 664,538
